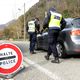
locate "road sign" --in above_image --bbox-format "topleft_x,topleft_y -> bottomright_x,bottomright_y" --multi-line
0,43 -> 23,75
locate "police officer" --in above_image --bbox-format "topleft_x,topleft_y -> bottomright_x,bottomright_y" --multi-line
43,7 -> 66,63
27,18 -> 40,54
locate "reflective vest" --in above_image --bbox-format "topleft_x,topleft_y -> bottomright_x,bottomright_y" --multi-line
49,11 -> 62,28
28,20 -> 35,32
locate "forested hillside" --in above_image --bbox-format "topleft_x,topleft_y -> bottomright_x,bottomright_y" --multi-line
26,0 -> 80,25
2,0 -> 80,39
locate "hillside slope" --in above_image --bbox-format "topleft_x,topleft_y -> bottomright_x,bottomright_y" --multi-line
25,0 -> 80,26
2,0 -> 80,39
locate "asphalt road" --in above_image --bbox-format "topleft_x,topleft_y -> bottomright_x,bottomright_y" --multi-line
0,40 -> 80,80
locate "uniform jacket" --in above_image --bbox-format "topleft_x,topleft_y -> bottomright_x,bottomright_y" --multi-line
26,18 -> 40,34
43,8 -> 66,30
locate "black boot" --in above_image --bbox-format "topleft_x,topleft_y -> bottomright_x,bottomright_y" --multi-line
51,57 -> 60,63
44,55 -> 49,60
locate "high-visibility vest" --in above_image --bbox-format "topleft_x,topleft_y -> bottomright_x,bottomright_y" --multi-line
28,20 -> 35,32
49,11 -> 62,28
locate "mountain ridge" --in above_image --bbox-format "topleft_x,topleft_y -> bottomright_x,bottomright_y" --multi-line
0,19 -> 16,30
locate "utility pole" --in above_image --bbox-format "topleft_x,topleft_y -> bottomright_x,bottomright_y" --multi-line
24,3 -> 26,40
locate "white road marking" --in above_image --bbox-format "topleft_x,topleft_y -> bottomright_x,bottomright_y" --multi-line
24,57 -> 63,80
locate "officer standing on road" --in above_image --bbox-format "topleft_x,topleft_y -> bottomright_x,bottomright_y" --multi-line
42,7 -> 66,63
27,17 -> 40,54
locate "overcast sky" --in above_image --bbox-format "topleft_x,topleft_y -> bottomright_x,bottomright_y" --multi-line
0,0 -> 39,24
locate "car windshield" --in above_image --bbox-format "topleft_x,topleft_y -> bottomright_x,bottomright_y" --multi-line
71,18 -> 80,28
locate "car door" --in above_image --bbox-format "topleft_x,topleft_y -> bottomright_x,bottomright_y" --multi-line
37,34 -> 43,49
42,31 -> 48,50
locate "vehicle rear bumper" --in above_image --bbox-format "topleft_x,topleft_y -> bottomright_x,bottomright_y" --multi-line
64,42 -> 80,54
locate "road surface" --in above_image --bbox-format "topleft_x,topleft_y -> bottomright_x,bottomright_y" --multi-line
0,40 -> 80,80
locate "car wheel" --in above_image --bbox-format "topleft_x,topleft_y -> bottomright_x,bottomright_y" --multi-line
56,42 -> 67,58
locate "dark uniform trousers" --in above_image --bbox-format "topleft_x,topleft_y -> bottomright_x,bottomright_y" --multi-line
48,29 -> 60,58
29,32 -> 36,53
